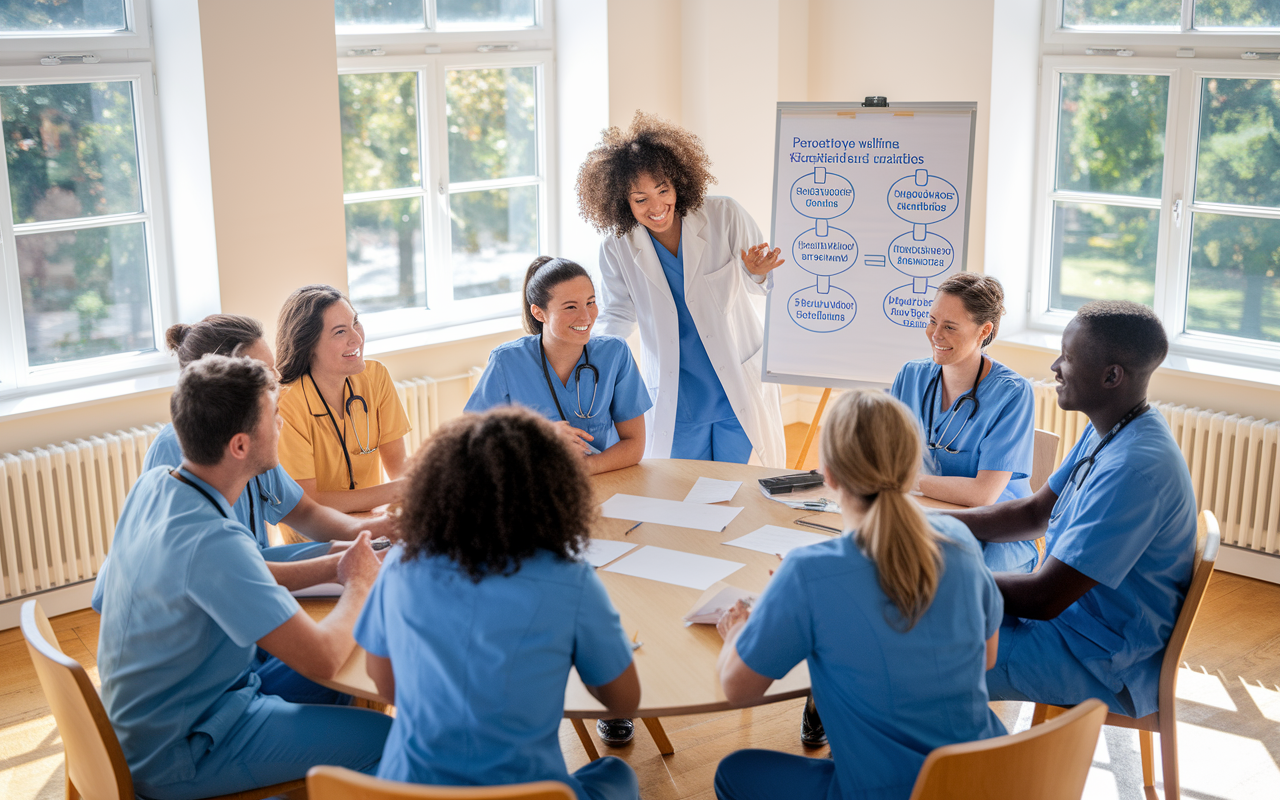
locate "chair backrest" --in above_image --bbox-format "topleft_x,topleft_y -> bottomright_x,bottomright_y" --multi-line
1158,509 -> 1221,713
907,698 -> 1107,800
1030,428 -> 1060,493
20,600 -> 133,800
307,766 -> 577,800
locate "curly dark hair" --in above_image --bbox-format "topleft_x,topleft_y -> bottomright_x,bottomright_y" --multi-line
576,111 -> 716,237
399,406 -> 594,581
1074,300 -> 1168,378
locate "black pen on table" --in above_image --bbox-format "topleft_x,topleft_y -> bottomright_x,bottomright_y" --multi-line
623,521 -> 642,535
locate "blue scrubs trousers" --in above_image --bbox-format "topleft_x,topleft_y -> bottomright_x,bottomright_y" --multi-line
574,756 -> 641,800
715,749 -> 838,800
669,417 -> 754,463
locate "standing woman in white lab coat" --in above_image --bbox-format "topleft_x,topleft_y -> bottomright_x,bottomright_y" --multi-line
576,112 -> 787,467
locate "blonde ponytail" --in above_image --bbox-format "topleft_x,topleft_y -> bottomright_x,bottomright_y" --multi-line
819,390 -> 942,630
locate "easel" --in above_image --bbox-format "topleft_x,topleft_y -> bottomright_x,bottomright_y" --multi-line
792,387 -> 832,469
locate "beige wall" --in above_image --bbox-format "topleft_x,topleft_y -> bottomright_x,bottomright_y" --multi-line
607,0 -> 684,128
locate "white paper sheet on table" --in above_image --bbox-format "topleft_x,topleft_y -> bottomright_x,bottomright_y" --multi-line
683,477 -> 742,504
683,582 -> 759,624
602,546 -> 744,590
600,493 -> 743,532
722,525 -> 834,556
583,539 -> 637,568
291,583 -> 342,598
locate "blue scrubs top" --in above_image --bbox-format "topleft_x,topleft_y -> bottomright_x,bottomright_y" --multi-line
94,467 -> 300,788
735,514 -> 1005,800
649,232 -> 738,427
1040,409 -> 1197,717
354,547 -> 634,800
464,334 -> 651,451
891,357 -> 1038,573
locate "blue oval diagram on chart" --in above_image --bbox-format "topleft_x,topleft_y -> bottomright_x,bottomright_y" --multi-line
888,231 -> 954,279
789,284 -> 856,333
887,170 -> 959,225
790,168 -> 854,219
792,226 -> 857,278
883,284 -> 936,329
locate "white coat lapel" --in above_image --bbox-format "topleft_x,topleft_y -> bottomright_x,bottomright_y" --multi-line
681,208 -> 708,296
628,226 -> 673,297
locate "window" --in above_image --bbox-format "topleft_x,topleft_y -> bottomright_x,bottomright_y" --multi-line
1034,1 -> 1280,363
336,4 -> 552,337
0,1 -> 167,395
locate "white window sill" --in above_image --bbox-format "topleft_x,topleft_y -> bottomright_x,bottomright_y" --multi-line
363,314 -> 524,358
999,329 -> 1280,390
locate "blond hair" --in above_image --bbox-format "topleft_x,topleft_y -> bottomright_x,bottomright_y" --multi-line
819,390 -> 942,629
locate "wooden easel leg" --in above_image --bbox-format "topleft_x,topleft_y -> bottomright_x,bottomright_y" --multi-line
641,717 -> 675,755
571,718 -> 600,761
793,388 -> 832,470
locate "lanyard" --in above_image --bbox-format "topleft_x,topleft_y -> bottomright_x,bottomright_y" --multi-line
1063,400 -> 1150,490
171,469 -> 228,520
537,335 -> 598,421
308,372 -> 361,490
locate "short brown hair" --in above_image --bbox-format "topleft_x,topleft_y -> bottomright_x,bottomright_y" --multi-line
275,284 -> 349,385
171,355 -> 275,467
165,314 -> 263,368
398,407 -> 594,581
576,111 -> 716,237
936,273 -> 1005,348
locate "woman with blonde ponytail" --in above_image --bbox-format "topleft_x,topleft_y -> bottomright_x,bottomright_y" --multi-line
713,390 -> 1006,800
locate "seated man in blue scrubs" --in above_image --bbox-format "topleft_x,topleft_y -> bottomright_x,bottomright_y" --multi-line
946,300 -> 1197,718
95,355 -> 392,800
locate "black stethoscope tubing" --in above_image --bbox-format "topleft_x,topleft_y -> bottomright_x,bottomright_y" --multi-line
308,372 -> 376,491
1061,400 -> 1150,492
538,334 -> 600,421
172,469 -> 228,520
922,357 -> 987,454
175,471 -> 281,537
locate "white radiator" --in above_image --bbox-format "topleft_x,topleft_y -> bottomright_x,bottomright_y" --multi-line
1032,382 -> 1280,555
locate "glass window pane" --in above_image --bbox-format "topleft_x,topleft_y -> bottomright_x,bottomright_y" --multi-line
450,185 -> 538,300
1,82 -> 143,224
1056,73 -> 1169,198
335,0 -> 425,29
340,72 -> 421,194
1049,201 -> 1158,311
1062,0 -> 1180,27
1196,0 -> 1280,28
447,67 -> 537,183
346,198 -> 425,313
0,0 -> 126,33
17,223 -> 153,366
1194,77 -> 1280,208
437,0 -> 536,30
1187,212 -> 1280,343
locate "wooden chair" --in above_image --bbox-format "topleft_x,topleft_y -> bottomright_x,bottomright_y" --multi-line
907,698 -> 1107,800
1031,509 -> 1221,800
1029,429 -> 1060,567
20,600 -> 306,800
307,765 -> 575,800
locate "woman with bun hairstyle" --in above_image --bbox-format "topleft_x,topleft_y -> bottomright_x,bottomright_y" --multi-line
889,273 -> 1038,574
275,285 -> 411,513
577,112 -> 785,467
713,390 -> 1005,800
464,256 -> 651,475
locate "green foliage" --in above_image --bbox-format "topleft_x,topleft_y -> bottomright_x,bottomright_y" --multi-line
437,0 -> 536,27
339,71 -> 420,194
334,0 -> 424,27
0,0 -> 125,32
1196,0 -> 1280,26
1056,72 -> 1168,198
1062,0 -> 1180,26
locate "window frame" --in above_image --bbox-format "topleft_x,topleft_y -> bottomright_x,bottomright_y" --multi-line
336,48 -> 557,341
1043,0 -> 1280,47
0,0 -> 151,54
0,60 -> 173,396
335,0 -> 551,52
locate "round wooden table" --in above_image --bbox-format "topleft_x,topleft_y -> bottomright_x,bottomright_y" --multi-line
304,458 -> 958,758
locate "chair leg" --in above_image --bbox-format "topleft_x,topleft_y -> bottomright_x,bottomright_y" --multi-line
65,773 -> 80,800
641,717 -> 675,756
571,718 -> 600,762
1160,715 -> 1180,800
1139,730 -> 1155,787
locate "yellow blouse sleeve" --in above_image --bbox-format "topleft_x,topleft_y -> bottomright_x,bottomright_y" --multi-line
276,382 -> 318,483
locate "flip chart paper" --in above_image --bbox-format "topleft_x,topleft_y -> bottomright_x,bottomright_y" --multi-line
602,546 -> 745,590
583,539 -> 637,568
600,493 -> 743,532
723,525 -> 834,556
684,477 -> 743,504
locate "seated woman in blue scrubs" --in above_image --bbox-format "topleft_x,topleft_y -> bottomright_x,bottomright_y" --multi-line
889,273 -> 1038,575
713,390 -> 1005,800
354,407 -> 642,800
465,256 -> 651,475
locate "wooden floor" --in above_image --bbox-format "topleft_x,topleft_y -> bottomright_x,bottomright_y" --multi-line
3,423 -> 1279,799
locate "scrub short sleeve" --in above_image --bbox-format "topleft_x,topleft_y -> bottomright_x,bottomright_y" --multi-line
278,387 -> 318,483
974,378 -> 1035,478
733,556 -> 813,681
354,550 -> 398,658
1050,462 -> 1167,590
889,366 -> 909,405
464,351 -> 512,414
257,466 -> 304,525
606,340 -> 653,424
1048,430 -> 1093,496
572,568 -> 633,687
979,561 -> 1003,639
185,524 -> 300,647
142,427 -> 182,471
371,362 -> 412,444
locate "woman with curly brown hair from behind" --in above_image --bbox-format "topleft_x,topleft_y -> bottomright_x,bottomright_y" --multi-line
577,111 -> 787,471
353,407 -> 642,800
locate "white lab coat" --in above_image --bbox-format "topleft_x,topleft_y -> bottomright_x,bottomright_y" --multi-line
595,196 -> 786,467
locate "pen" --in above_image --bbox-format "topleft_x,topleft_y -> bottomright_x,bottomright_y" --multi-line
623,521 -> 642,536
794,518 -> 841,534
631,630 -> 642,650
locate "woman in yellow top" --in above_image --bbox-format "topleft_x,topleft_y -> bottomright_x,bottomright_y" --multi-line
275,284 -> 412,512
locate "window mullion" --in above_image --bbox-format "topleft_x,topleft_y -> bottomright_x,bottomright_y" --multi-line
1150,65 -> 1188,336
423,62 -> 452,310
0,154 -> 25,390
1181,0 -> 1194,32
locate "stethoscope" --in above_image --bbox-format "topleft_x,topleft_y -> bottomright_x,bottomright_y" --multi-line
175,469 -> 282,539
307,372 -> 377,491
246,476 -> 282,541
1058,400 -> 1150,497
538,334 -> 600,421
921,357 -> 987,454
172,468 -> 228,519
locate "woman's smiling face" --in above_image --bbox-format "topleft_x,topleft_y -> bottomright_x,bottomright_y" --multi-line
628,172 -> 678,238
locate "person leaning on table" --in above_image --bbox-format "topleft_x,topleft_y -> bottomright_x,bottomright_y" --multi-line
354,407 -> 642,800
94,355 -> 390,800
713,389 -> 1006,800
